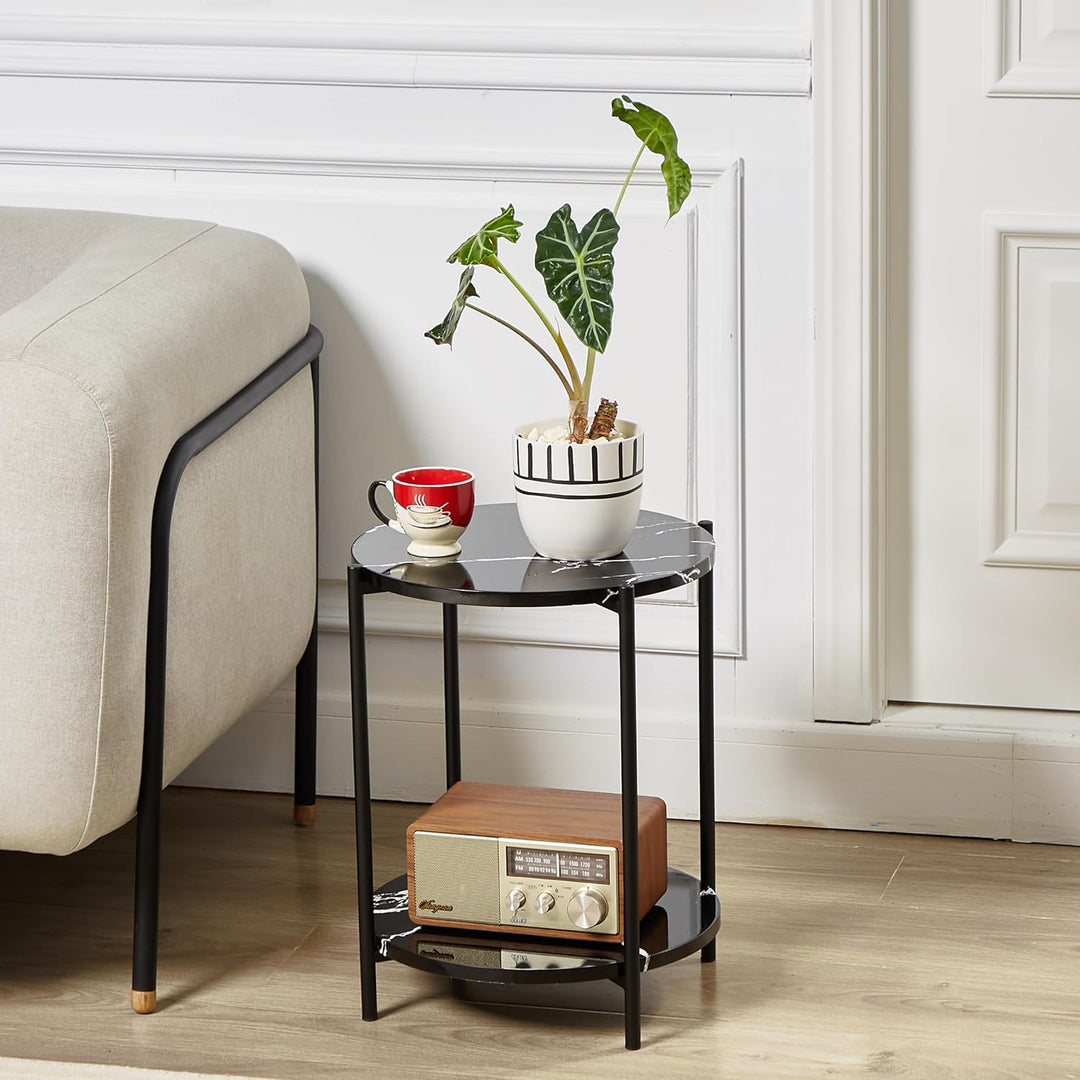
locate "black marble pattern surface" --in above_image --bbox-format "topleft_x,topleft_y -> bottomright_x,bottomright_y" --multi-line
350,503 -> 715,607
371,870 -> 720,984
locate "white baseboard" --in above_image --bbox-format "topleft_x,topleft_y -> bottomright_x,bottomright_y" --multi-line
177,694 -> 1080,845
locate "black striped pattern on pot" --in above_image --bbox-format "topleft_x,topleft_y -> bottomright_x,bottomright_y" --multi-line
514,432 -> 644,487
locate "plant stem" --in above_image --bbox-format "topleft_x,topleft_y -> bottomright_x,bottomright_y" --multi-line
464,302 -> 575,399
613,143 -> 647,218
582,347 -> 597,410
490,255 -> 582,395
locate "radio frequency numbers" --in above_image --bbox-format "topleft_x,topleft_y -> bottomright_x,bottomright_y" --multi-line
560,853 -> 609,883
506,846 -> 610,884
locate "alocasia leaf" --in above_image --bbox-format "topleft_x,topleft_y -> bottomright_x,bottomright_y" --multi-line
534,204 -> 619,353
611,95 -> 692,218
424,267 -> 477,346
447,205 -> 522,266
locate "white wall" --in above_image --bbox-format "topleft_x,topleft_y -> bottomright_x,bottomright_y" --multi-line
5,1 -> 1077,843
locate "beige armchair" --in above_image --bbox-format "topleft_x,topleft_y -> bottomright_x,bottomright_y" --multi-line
0,206 -> 321,1013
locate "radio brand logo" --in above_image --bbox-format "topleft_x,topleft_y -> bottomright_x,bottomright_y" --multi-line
418,899 -> 454,913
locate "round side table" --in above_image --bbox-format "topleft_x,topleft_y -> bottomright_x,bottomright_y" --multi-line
346,503 -> 719,1050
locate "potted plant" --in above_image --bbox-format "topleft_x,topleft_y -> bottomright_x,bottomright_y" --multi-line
425,95 -> 692,561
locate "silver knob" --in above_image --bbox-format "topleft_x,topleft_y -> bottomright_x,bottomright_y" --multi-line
506,888 -> 527,912
567,887 -> 608,929
536,891 -> 556,914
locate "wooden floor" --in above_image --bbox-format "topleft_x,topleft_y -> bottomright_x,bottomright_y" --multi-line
1,790 -> 1079,1079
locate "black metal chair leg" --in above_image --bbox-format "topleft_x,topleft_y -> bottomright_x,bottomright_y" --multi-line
131,416 -> 174,1016
131,697 -> 165,1015
294,357 -> 320,825
130,328 -> 322,1014
294,622 -> 318,825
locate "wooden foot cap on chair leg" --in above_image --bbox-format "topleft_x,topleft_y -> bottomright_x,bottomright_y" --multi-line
293,803 -> 316,826
131,989 -> 157,1014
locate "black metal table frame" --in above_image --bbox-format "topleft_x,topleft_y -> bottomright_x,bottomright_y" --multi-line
346,517 -> 716,1051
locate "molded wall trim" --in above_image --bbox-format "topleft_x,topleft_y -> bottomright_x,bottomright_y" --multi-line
0,16 -> 811,96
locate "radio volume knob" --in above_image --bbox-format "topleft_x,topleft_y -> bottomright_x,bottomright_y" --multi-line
506,888 -> 527,912
536,891 -> 555,914
567,887 -> 608,929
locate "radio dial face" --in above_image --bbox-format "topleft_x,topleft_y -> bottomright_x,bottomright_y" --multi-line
493,838 -> 619,935
567,887 -> 608,930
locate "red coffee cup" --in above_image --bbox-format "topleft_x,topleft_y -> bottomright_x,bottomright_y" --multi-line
368,467 -> 475,558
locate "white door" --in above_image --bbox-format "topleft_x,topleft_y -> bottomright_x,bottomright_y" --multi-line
886,0 -> 1080,709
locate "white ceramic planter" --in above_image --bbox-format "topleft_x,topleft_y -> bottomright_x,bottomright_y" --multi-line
513,417 -> 644,561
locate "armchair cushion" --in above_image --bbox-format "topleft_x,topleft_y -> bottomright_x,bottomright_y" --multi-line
0,207 -> 314,855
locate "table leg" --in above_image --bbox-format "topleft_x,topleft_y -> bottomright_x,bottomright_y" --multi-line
698,520 -> 716,964
443,604 -> 461,788
348,566 -> 378,1021
618,586 -> 641,1051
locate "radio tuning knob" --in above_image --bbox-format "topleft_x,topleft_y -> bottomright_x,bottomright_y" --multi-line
567,887 -> 608,929
506,888 -> 527,912
536,891 -> 555,914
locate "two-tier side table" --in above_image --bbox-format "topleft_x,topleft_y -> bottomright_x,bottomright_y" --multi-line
346,503 -> 720,1050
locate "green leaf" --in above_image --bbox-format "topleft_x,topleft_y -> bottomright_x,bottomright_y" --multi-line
611,95 -> 692,218
424,267 -> 477,347
447,205 -> 522,266
534,204 -> 619,353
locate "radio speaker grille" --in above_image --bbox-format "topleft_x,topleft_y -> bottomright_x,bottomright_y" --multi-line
412,832 -> 500,924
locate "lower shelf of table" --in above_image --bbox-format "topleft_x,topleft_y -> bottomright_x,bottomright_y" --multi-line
371,868 -> 719,985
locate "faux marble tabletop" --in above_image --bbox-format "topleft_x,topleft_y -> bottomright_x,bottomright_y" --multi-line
350,503 -> 715,607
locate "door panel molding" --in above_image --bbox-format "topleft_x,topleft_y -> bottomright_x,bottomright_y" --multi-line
983,213 -> 1080,568
985,0 -> 1080,98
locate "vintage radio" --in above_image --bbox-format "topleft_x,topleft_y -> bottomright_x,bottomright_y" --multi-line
406,781 -> 668,942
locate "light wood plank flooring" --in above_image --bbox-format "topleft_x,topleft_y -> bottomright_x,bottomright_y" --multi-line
1,789 -> 1079,1079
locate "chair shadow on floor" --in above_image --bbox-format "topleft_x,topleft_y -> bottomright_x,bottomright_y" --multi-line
0,790 -> 326,1008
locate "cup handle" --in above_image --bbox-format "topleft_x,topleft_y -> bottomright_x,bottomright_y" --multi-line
367,480 -> 405,533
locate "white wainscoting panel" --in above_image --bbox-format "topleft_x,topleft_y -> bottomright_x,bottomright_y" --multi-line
983,214 -> 1080,567
986,0 -> 1080,97
0,155 -> 744,662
